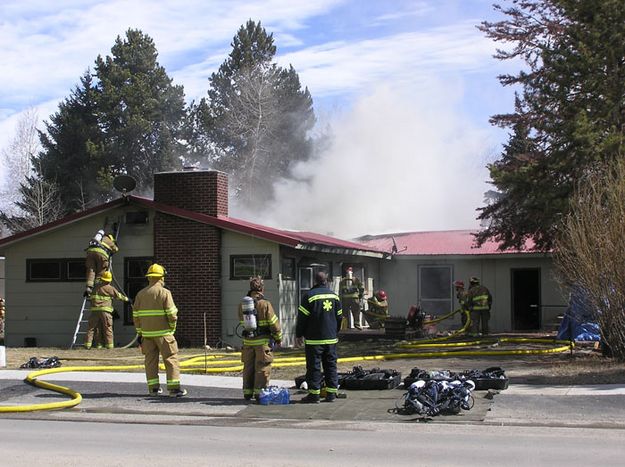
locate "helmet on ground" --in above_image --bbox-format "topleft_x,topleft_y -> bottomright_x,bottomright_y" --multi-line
100,271 -> 113,282
376,290 -> 387,301
453,280 -> 464,288
146,263 -> 166,278
469,276 -> 480,284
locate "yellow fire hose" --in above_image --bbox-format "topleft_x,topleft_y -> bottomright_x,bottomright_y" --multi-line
0,309 -> 575,413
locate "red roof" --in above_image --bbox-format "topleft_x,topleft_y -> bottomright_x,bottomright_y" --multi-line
0,195 -> 387,258
357,230 -> 539,256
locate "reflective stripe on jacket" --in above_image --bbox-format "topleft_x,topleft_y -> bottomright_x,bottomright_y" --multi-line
296,286 -> 342,344
132,280 -> 178,338
90,283 -> 128,313
238,291 -> 282,346
466,285 -> 492,312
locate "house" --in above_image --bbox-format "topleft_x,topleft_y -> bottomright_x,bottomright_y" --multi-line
357,231 -> 567,332
0,169 -> 568,348
0,170 -> 386,348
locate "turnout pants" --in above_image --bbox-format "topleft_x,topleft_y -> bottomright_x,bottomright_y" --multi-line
305,343 -> 338,397
141,335 -> 181,391
342,298 -> 361,328
470,310 -> 490,335
241,344 -> 273,398
85,312 -> 113,348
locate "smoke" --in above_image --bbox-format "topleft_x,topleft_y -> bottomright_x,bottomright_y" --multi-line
230,81 -> 502,239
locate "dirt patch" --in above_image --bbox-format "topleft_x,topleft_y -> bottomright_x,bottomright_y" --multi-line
4,340 -> 625,386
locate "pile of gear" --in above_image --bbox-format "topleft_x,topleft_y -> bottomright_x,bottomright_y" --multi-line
396,366 -> 508,417
20,356 -> 62,369
403,366 -> 509,391
338,366 -> 402,390
399,378 -> 475,417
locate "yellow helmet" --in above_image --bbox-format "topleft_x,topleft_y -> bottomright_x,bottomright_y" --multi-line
100,271 -> 113,282
146,263 -> 166,278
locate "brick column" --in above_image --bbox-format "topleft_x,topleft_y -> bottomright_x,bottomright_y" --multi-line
152,170 -> 228,347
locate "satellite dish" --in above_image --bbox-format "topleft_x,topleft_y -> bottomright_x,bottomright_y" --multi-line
113,175 -> 137,195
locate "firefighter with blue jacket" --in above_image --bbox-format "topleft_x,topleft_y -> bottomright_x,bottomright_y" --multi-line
238,276 -> 282,402
296,271 -> 343,403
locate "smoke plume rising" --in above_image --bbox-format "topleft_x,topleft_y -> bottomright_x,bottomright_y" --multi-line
233,81 -> 501,239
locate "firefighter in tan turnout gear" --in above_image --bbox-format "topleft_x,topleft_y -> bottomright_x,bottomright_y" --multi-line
466,276 -> 492,336
339,266 -> 364,329
84,271 -> 129,349
132,263 -> 187,397
238,276 -> 282,401
84,230 -> 119,297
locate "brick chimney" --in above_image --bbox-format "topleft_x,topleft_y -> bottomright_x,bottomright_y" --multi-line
152,170 -> 228,347
154,169 -> 228,216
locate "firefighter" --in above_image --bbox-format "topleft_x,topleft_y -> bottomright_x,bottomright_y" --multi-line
466,277 -> 493,336
339,266 -> 364,329
454,280 -> 470,328
132,263 -> 187,397
238,276 -> 282,402
84,271 -> 129,350
364,290 -> 389,329
0,296 -> 5,337
85,231 -> 119,297
296,271 -> 343,403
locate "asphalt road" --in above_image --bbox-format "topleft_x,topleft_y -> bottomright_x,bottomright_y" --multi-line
1,418 -> 624,467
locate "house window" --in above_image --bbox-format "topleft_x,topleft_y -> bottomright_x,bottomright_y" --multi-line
281,257 -> 296,280
418,265 -> 453,314
27,258 -> 84,282
123,257 -> 153,325
230,255 -> 272,280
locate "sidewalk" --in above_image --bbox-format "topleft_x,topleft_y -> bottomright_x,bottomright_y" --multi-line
1,369 -> 624,429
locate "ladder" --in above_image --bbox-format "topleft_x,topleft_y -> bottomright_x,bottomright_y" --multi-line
70,297 -> 91,349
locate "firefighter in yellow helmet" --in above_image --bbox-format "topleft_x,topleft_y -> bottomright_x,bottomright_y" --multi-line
84,230 -> 119,297
84,271 -> 129,350
238,276 -> 282,402
132,263 -> 187,397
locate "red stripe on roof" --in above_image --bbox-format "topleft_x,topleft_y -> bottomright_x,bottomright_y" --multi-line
357,230 -> 538,255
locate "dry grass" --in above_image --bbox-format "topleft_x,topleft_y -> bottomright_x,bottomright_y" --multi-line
4,340 -> 625,385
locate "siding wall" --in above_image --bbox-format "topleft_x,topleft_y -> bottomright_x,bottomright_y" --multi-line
380,254 -> 567,332
3,207 -> 154,347
220,230 -> 280,348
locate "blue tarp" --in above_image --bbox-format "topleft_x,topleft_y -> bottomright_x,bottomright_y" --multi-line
556,286 -> 601,342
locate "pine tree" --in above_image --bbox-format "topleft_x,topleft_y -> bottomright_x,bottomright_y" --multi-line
38,71 -> 105,211
94,29 -> 187,190
191,20 -> 315,207
476,0 -> 625,250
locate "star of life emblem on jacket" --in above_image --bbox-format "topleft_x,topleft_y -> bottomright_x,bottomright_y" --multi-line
323,300 -> 333,311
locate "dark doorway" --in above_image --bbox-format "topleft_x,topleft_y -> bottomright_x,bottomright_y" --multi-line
512,268 -> 541,330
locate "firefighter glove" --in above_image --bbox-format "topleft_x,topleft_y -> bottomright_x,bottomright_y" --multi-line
83,286 -> 92,298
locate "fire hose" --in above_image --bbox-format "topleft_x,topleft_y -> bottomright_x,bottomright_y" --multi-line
0,309 -> 574,413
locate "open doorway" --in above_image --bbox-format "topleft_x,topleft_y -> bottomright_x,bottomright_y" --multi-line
512,268 -> 541,330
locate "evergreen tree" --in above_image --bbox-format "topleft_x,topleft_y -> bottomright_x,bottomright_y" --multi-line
476,0 -> 625,251
38,71 -> 105,212
191,20 -> 315,207
94,29 -> 187,190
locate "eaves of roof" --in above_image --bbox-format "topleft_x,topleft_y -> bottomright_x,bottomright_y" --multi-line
0,195 -> 388,259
